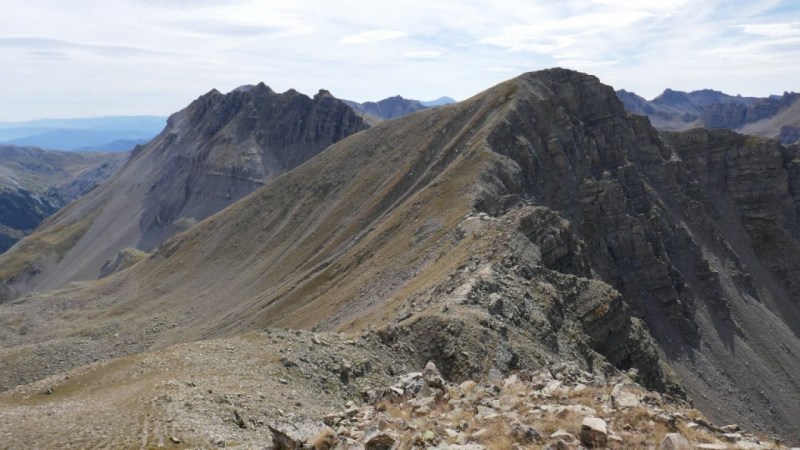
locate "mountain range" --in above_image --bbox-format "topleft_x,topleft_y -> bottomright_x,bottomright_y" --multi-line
0,116 -> 167,152
617,88 -> 800,144
344,95 -> 455,123
1,69 -> 799,446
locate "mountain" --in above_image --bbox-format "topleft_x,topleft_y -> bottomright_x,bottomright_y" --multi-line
76,138 -> 151,152
421,96 -> 457,107
0,83 -> 368,302
739,96 -> 800,144
343,95 -> 429,122
1,69 -> 800,444
617,88 -> 800,143
6,129 -> 156,152
0,145 -> 127,252
0,116 -> 166,151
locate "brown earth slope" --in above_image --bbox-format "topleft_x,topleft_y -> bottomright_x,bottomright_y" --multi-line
1,69 -> 799,443
0,85 -> 368,302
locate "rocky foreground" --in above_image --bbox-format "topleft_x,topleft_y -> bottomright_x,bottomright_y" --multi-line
272,362 -> 797,450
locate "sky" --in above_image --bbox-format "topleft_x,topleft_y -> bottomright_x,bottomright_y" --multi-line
1,0 -> 799,121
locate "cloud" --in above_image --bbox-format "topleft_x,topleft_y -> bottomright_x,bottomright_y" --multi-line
340,29 -> 408,44
487,67 -> 515,73
0,0 -> 798,120
0,35 -> 166,57
742,22 -> 800,37
170,20 -> 309,37
27,51 -> 69,60
403,51 -> 442,59
480,10 -> 653,53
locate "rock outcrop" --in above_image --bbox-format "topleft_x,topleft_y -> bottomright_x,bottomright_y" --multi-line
314,362 -> 789,449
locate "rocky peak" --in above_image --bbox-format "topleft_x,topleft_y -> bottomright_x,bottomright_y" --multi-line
314,89 -> 334,100
133,84 -> 372,250
0,82 -> 370,298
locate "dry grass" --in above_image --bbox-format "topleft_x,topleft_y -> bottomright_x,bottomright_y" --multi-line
375,399 -> 413,421
479,420 -> 515,450
0,211 -> 97,280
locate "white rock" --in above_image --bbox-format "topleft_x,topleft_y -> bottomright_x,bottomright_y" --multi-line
580,417 -> 608,448
660,433 -> 692,450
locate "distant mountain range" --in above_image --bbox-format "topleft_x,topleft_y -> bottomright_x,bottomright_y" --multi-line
617,89 -> 800,144
0,116 -> 166,152
421,96 -> 457,107
344,95 -> 456,123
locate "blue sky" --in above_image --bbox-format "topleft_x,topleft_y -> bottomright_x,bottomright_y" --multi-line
1,0 -> 799,121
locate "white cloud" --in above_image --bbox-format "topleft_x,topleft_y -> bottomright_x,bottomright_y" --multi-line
0,0 -> 798,120
340,29 -> 408,44
742,22 -> 800,37
403,51 -> 442,59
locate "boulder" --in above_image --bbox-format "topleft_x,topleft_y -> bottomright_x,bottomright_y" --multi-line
611,384 -> 640,408
580,417 -> 608,448
363,426 -> 397,450
510,422 -> 541,443
422,361 -> 446,389
660,433 -> 693,450
269,419 -> 333,450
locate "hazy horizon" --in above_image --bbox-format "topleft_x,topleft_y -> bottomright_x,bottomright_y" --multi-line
2,0 -> 799,121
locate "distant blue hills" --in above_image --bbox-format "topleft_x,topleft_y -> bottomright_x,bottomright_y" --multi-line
0,116 -> 166,152
421,96 -> 457,107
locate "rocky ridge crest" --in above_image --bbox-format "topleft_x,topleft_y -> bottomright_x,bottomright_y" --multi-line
1,69 -> 799,444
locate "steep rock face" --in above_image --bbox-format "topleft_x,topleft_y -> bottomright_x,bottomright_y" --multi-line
136,85 -> 368,249
0,85 -> 368,301
701,93 -> 800,129
663,129 -> 800,307
467,69 -> 800,438
2,69 -> 800,442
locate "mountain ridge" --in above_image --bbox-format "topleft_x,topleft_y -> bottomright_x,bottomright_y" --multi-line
0,116 -> 166,151
617,88 -> 800,143
343,95 -> 429,123
0,82 -> 368,301
1,68 -> 800,444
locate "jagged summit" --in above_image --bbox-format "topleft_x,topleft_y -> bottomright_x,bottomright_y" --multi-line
314,89 -> 334,100
0,82 -> 369,300
1,68 -> 800,444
